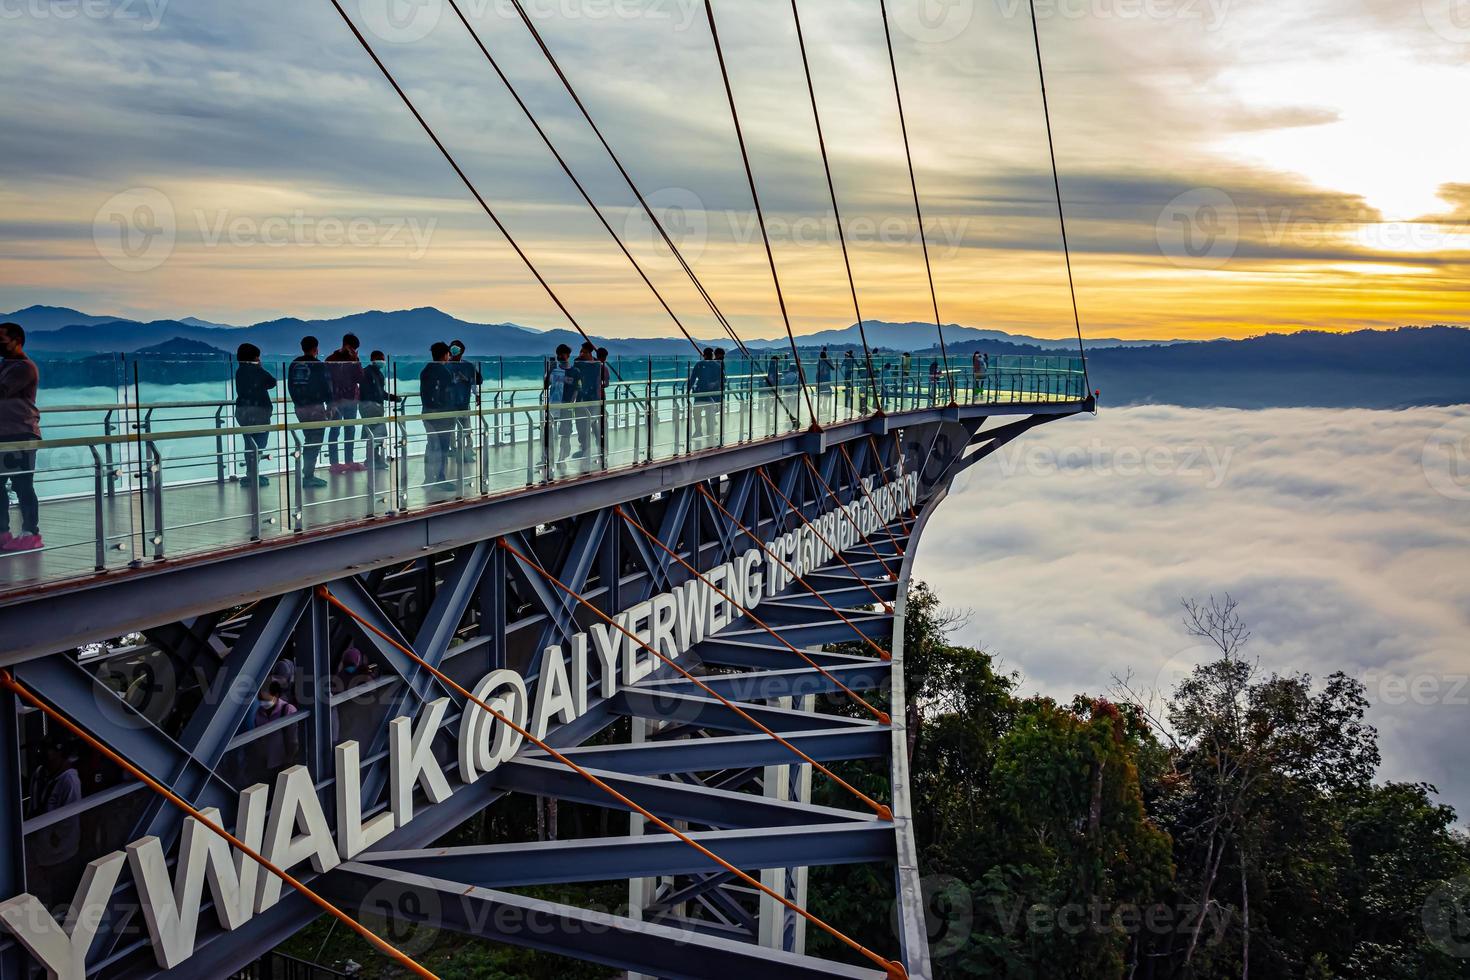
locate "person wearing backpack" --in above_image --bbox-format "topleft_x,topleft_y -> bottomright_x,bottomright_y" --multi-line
544,343 -> 576,468
234,343 -> 276,487
360,351 -> 404,470
287,336 -> 333,488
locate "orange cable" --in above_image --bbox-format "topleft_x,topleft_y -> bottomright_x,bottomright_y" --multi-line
858,435 -> 915,532
614,506 -> 889,724
0,670 -> 439,980
313,588 -> 907,979
741,472 -> 894,612
778,462 -> 897,580
829,448 -> 906,557
491,539 -> 891,819
695,482 -> 896,643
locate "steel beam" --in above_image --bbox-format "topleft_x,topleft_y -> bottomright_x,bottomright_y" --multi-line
522,726 -> 888,776
491,758 -> 875,828
350,822 -> 893,886
319,865 -> 886,980
632,662 -> 888,702
613,690 -> 874,735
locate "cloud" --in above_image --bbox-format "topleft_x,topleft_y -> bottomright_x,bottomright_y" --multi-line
0,0 -> 1467,339
914,405 -> 1470,823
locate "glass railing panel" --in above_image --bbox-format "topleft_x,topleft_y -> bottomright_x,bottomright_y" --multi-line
1,351 -> 1087,595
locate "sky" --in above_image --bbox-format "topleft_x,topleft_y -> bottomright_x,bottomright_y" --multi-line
915,404 -> 1470,823
0,0 -> 1467,341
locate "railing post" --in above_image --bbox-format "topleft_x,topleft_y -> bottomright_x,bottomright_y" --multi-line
479,408 -> 490,493
455,424 -> 467,500
103,408 -> 116,498
632,392 -> 642,461
542,400 -> 553,484
291,432 -> 305,532
89,446 -> 106,571
364,429 -> 377,519
147,441 -> 165,559
395,419 -> 409,514
246,437 -> 262,541
599,399 -> 608,471
525,408 -> 536,486
214,405 -> 226,485
678,389 -> 687,455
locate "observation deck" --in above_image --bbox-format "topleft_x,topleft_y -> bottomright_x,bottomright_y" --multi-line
0,348 -> 1090,980
0,352 -> 1086,655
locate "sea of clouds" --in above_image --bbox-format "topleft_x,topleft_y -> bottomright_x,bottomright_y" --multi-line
915,405 -> 1470,822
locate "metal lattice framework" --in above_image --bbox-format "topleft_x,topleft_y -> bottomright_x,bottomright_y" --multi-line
0,401 -> 1085,980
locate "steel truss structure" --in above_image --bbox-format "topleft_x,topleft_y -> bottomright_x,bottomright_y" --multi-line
0,400 -> 1086,980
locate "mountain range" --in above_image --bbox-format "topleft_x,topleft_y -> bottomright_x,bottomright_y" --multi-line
5,305 -> 1171,358
5,305 -> 1467,409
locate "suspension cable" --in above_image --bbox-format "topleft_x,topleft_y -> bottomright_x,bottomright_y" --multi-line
614,506 -> 889,723
493,539 -> 892,819
313,591 -> 906,978
501,0 -> 753,359
0,670 -> 439,980
443,0 -> 706,358
714,476 -> 893,614
877,0 -> 954,404
696,481 -> 896,630
870,433 -> 918,523
327,0 -> 596,349
800,453 -> 906,564
831,445 -> 908,550
1026,0 -> 1090,388
762,465 -> 896,582
702,0 -> 819,429
844,441 -> 911,537
789,0 -> 883,414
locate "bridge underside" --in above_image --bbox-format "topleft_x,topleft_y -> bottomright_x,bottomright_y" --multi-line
0,404 -> 1082,979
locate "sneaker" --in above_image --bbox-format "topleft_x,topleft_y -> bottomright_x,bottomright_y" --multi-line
258,475 -> 271,487
373,459 -> 389,470
2,533 -> 42,552
328,463 -> 349,475
304,476 -> 329,489
349,461 -> 368,473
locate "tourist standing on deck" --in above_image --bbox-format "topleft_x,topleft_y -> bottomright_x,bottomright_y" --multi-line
288,337 -> 333,489
325,334 -> 364,473
420,342 -> 455,489
689,347 -> 721,440
714,347 -> 727,422
447,340 -> 481,464
360,351 -> 403,470
0,323 -> 41,552
571,342 -> 603,460
234,343 -> 276,487
545,343 -> 576,467
596,347 -> 611,400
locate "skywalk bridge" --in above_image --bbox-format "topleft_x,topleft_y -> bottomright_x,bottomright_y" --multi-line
0,355 -> 1091,979
1,0 -> 1096,971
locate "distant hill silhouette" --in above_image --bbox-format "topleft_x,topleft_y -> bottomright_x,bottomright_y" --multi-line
942,326 -> 1470,408
743,319 -> 1179,351
5,305 -> 128,333
12,306 -> 706,358
134,336 -> 228,356
7,305 -> 1466,408
7,306 -> 1173,356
